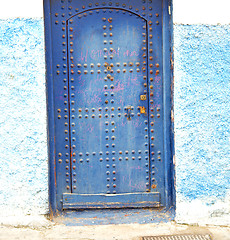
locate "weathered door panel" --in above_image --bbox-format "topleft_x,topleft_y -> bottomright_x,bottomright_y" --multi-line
63,192 -> 160,209
68,10 -> 151,199
44,0 -> 174,213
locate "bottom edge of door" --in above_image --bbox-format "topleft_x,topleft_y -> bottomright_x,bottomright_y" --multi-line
62,192 -> 160,209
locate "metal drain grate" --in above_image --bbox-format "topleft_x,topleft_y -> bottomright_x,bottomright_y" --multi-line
142,234 -> 212,240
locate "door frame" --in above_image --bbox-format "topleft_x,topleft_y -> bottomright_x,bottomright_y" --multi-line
44,0 -> 174,216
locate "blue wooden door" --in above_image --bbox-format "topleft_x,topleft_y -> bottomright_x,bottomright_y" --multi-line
63,9 -> 160,208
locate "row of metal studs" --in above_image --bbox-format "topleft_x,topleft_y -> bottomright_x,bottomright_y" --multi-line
70,156 -> 148,163
63,0 -> 152,19
141,20 -> 150,191
103,16 -> 115,193
62,113 -> 157,119
69,68 -> 149,74
68,62 -> 144,67
148,13 -> 161,189
54,0 -> 72,192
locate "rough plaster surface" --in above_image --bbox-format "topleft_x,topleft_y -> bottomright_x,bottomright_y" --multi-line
174,24 -> 230,225
0,19 -> 229,225
0,19 -> 48,218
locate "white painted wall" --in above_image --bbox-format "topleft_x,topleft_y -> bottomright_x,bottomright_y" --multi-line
0,0 -> 230,24
0,0 -> 43,19
174,0 -> 230,24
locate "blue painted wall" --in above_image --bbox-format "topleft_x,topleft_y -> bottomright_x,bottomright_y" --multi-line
0,19 -> 229,224
174,24 -> 230,224
175,24 -> 230,200
0,19 -> 48,216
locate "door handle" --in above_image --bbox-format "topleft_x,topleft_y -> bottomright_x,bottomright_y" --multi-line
124,106 -> 134,120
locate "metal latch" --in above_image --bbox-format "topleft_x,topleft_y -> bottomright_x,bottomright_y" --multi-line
138,106 -> 146,114
140,95 -> 147,101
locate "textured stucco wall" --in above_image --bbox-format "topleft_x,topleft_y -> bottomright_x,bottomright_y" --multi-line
174,24 -> 230,225
0,19 -> 229,225
0,19 -> 48,217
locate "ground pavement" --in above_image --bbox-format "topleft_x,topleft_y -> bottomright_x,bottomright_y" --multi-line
0,216 -> 229,240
